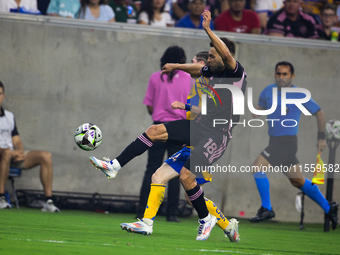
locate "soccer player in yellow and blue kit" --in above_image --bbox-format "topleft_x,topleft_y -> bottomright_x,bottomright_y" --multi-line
249,61 -> 338,230
120,51 -> 240,242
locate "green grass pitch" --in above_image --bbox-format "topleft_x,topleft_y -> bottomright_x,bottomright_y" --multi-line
0,208 -> 339,255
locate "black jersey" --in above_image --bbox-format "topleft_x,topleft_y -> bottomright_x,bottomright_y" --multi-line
266,8 -> 318,38
196,61 -> 247,136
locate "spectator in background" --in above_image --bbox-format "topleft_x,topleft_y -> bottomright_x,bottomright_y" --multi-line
338,3 -> 340,26
266,0 -> 318,38
176,0 -> 215,29
254,0 -> 283,32
214,0 -> 261,33
0,81 -> 59,212
301,0 -> 326,24
316,4 -> 340,41
0,0 -> 39,13
138,0 -> 173,26
78,0 -> 115,22
136,46 -> 191,222
172,0 -> 227,21
47,0 -> 81,18
38,0 -> 51,15
172,0 -> 189,20
109,0 -> 138,23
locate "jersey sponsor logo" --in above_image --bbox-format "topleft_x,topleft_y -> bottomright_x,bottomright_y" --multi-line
199,82 -> 223,107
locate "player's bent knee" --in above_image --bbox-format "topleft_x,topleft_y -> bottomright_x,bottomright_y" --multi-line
151,171 -> 165,184
0,148 -> 14,161
179,170 -> 196,188
290,178 -> 304,188
145,124 -> 167,142
40,151 -> 53,165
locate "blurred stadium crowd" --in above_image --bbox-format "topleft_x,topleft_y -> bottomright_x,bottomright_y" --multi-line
1,0 -> 340,41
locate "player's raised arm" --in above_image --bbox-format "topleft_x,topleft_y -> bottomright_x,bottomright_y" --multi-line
202,10 -> 237,71
162,63 -> 203,77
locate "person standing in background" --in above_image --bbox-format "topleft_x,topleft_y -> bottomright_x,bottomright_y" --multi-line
136,46 -> 191,222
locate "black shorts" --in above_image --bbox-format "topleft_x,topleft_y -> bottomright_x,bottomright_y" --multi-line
164,120 -> 230,173
261,135 -> 299,167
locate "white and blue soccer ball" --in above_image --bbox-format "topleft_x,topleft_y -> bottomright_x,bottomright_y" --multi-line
326,120 -> 340,140
74,123 -> 103,151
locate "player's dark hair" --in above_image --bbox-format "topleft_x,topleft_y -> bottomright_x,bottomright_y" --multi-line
78,0 -> 109,18
140,0 -> 166,25
321,3 -> 337,14
160,46 -> 186,82
0,81 -> 4,92
209,38 -> 236,56
195,51 -> 209,64
275,61 -> 295,75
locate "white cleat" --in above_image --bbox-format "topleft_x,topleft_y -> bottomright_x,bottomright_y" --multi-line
0,196 -> 11,209
89,156 -> 119,180
120,219 -> 153,236
196,214 -> 217,241
224,218 -> 240,243
41,199 -> 60,212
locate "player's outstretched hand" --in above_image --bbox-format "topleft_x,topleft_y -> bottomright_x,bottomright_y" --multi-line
202,10 -> 211,30
171,101 -> 185,110
162,63 -> 176,75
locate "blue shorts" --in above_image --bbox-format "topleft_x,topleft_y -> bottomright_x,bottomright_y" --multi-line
165,147 -> 211,185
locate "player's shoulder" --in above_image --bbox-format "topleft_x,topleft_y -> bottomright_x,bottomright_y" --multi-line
232,61 -> 246,76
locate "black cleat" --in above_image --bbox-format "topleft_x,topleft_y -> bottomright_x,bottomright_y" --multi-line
249,206 -> 275,222
327,202 -> 339,230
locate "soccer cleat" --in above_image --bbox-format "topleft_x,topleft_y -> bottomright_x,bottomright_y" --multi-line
249,206 -> 275,222
120,219 -> 153,235
0,196 -> 11,209
196,214 -> 217,241
89,156 -> 119,180
224,218 -> 240,243
41,199 -> 60,212
327,201 -> 339,230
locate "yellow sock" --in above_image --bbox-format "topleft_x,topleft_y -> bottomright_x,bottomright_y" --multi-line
143,184 -> 166,220
205,197 -> 229,230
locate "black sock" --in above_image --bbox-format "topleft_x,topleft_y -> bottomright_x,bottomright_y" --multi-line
116,132 -> 154,167
186,185 -> 209,219
0,193 -> 4,197
45,196 -> 53,202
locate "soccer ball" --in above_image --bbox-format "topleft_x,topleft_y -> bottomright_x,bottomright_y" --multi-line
326,120 -> 340,140
74,123 -> 103,151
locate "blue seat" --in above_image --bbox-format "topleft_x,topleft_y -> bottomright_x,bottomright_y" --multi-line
8,167 -> 22,209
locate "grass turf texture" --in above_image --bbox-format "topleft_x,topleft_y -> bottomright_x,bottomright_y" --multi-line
0,208 -> 339,255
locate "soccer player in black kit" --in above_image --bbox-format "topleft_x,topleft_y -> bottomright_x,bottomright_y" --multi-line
90,10 -> 247,241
